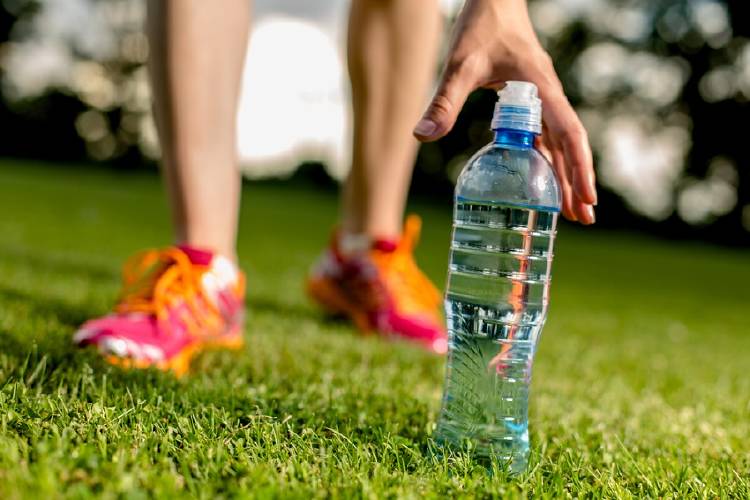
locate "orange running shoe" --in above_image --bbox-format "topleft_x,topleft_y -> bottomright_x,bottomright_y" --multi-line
74,245 -> 245,376
306,215 -> 447,354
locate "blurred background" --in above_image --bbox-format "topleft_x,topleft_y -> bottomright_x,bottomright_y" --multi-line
0,0 -> 748,246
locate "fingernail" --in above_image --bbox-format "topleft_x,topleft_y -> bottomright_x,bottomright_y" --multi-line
414,118 -> 437,137
587,205 -> 596,224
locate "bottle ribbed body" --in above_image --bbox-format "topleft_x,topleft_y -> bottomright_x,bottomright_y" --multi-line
435,134 -> 560,473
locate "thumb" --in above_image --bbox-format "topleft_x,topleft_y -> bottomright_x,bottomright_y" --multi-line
414,60 -> 477,142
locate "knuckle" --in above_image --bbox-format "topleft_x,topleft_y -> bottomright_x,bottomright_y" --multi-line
561,122 -> 587,147
446,53 -> 483,80
527,47 -> 554,71
428,94 -> 454,118
539,51 -> 555,70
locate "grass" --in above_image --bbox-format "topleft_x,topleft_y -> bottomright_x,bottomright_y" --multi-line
0,159 -> 748,498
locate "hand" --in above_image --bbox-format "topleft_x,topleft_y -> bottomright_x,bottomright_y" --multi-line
413,0 -> 597,224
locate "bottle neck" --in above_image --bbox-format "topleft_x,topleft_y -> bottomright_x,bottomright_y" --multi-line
493,128 -> 536,149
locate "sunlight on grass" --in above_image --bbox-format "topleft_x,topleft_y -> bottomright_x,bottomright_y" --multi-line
0,160 -> 748,497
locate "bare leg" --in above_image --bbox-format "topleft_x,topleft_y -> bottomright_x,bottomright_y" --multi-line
342,0 -> 442,240
146,0 -> 251,259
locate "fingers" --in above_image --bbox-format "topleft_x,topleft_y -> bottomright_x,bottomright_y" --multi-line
542,134 -> 595,224
537,85 -> 598,206
550,143 -> 577,222
538,135 -> 568,215
414,58 -> 479,142
560,123 -> 597,206
572,198 -> 595,225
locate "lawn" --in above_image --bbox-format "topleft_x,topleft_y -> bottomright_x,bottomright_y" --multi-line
0,159 -> 748,498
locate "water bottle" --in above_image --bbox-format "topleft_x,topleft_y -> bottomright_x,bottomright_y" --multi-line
435,81 -> 561,473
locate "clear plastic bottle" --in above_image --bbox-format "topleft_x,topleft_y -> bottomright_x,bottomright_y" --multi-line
435,81 -> 561,473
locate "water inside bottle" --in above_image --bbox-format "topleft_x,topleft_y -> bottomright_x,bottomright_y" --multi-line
436,198 -> 558,472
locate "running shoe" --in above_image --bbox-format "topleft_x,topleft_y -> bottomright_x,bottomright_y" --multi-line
74,245 -> 245,376
307,215 -> 447,354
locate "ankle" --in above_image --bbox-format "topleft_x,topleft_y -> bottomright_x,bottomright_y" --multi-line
339,222 -> 403,249
177,241 -> 238,265
338,232 -> 372,257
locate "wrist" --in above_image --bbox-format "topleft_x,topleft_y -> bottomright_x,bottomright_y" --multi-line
460,0 -> 537,41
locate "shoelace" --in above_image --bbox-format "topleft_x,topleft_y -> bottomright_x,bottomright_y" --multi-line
372,215 -> 441,313
115,248 -> 223,337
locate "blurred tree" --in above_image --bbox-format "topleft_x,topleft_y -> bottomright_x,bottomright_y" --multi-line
0,0 -> 748,245
0,0 -> 154,165
415,0 -> 749,245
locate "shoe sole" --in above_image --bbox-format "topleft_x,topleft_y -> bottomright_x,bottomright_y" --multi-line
103,324 -> 244,377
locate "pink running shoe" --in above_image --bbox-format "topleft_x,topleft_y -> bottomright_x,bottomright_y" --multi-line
74,246 -> 245,376
306,215 -> 447,354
